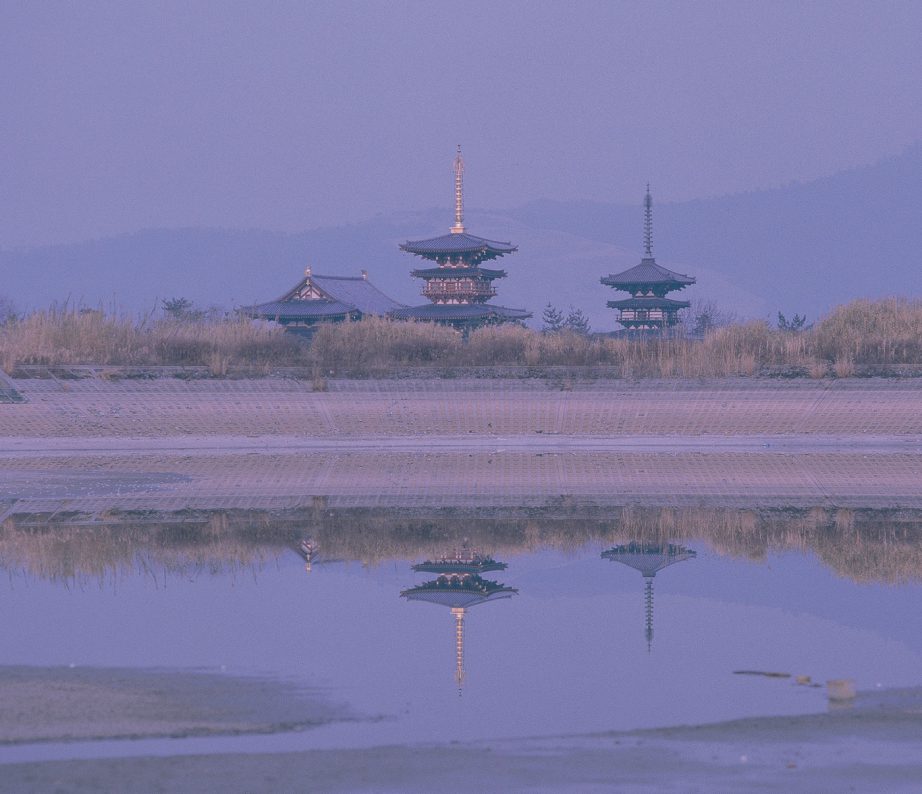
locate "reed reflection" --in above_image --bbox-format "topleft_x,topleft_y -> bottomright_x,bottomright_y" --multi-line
602,543 -> 696,651
3,505 -> 921,586
401,549 -> 517,692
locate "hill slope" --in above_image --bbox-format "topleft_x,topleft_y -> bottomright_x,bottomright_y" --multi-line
2,145 -> 920,330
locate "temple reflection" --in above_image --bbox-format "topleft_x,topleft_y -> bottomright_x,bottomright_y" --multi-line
293,538 -> 344,573
401,549 -> 516,692
602,542 -> 696,651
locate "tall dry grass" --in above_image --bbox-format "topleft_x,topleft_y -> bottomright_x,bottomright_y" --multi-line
0,306 -> 306,374
3,297 -> 922,377
809,297 -> 922,372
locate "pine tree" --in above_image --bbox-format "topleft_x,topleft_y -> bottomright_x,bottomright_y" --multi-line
541,303 -> 564,334
564,306 -> 591,336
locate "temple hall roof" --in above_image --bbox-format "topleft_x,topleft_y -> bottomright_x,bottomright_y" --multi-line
601,258 -> 696,290
309,274 -> 405,315
240,272 -> 404,322
241,299 -> 356,321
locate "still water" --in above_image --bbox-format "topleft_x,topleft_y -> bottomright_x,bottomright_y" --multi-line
2,504 -> 921,758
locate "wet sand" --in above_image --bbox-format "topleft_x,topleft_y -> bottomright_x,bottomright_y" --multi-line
2,677 -> 920,793
0,666 -> 349,746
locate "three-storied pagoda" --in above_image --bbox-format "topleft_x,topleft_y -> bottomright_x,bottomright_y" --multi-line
401,550 -> 516,692
391,147 -> 531,330
601,187 -> 695,331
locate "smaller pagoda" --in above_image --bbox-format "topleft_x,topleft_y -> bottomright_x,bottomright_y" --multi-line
602,542 -> 696,652
601,187 -> 695,331
392,146 -> 531,330
401,549 -> 516,692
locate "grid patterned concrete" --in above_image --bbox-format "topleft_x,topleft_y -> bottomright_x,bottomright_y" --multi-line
4,377 -> 921,515
3,377 -> 922,438
5,449 -> 922,516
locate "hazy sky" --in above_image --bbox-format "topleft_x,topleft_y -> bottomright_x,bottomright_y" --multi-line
1,0 -> 920,247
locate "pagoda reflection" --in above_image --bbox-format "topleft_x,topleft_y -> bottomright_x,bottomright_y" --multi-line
602,542 -> 696,651
401,549 -> 517,692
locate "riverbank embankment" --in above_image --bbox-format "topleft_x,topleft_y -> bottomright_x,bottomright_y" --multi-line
3,375 -> 922,515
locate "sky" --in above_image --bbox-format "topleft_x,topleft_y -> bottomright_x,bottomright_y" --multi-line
1,0 -> 920,248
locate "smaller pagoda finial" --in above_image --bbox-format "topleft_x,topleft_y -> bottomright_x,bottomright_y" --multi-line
644,576 -> 654,653
305,264 -> 312,277
451,606 -> 465,693
643,184 -> 653,258
450,145 -> 465,234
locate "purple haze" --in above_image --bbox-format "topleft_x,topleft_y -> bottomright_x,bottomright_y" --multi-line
1,0 -> 921,248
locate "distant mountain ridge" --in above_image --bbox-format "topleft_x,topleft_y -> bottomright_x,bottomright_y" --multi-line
3,144 -> 920,330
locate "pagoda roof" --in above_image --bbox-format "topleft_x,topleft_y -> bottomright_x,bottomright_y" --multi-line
606,296 -> 691,310
240,272 -> 404,321
413,559 -> 508,575
602,543 -> 697,577
400,232 -> 517,261
401,577 -> 517,609
410,266 -> 507,280
390,303 -> 531,322
601,258 -> 695,289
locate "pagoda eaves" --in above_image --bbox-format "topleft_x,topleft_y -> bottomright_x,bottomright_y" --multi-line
394,146 -> 530,329
601,186 -> 696,331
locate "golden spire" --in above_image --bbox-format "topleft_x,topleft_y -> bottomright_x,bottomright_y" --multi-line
450,145 -> 465,234
451,606 -> 465,692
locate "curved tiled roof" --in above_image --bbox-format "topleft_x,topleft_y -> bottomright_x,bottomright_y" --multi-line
410,266 -> 506,280
401,579 -> 517,609
390,303 -> 531,322
606,296 -> 691,310
400,231 -> 517,261
240,272 -> 404,321
412,560 -> 508,575
601,257 -> 695,288
602,543 -> 697,577
310,274 -> 404,315
240,299 -> 355,320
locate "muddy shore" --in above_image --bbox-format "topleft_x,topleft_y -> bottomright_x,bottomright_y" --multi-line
1,668 -> 920,793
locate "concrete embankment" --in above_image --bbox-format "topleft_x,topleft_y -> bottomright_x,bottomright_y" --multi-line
3,375 -> 922,439
2,376 -> 922,514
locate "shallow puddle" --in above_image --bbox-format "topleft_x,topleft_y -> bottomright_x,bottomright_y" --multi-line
1,503 -> 921,761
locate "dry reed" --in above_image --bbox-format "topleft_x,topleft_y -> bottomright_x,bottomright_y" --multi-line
0,306 -> 306,374
3,298 -> 922,377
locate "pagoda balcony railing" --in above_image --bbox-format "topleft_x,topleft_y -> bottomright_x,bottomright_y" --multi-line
618,309 -> 677,322
423,281 -> 496,300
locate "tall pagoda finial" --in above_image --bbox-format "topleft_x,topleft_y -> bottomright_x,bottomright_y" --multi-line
450,145 -> 465,234
643,184 -> 653,258
451,607 -> 465,694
